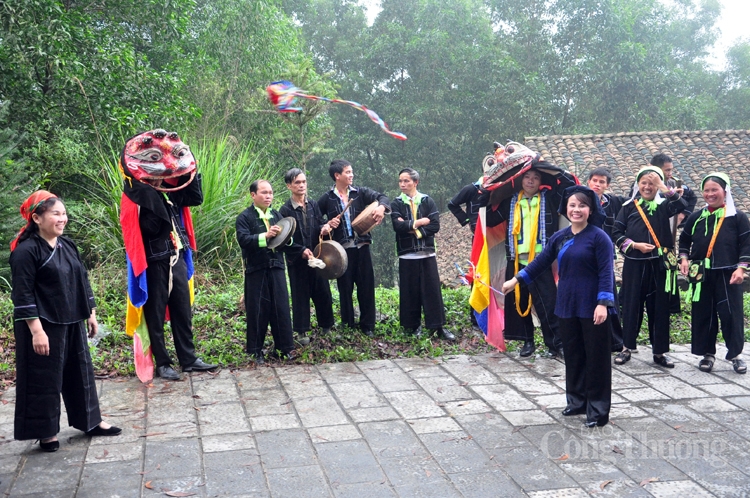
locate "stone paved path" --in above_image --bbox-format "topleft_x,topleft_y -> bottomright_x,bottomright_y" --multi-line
2,343 -> 750,497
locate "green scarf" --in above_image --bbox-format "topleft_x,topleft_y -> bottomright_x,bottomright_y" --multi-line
637,197 -> 658,216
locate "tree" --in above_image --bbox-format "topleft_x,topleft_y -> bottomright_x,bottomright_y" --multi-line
0,103 -> 35,288
0,0 -> 195,142
185,0 -> 319,144
0,0 -> 197,194
716,40 -> 750,129
487,0 -> 722,134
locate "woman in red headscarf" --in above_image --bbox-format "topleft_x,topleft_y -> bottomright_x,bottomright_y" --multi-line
9,191 -> 120,452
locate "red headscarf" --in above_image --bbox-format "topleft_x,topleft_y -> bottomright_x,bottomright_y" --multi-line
10,190 -> 57,251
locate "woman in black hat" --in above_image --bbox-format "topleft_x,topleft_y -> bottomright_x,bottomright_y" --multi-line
503,186 -> 615,427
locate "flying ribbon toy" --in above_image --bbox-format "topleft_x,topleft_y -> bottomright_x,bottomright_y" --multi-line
266,80 -> 407,141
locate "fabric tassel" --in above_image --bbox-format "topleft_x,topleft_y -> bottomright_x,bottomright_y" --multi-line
692,282 -> 702,302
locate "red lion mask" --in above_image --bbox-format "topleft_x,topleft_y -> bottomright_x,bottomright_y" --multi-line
121,129 -> 196,192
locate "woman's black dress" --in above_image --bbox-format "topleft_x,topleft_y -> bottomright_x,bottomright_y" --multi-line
10,234 -> 102,440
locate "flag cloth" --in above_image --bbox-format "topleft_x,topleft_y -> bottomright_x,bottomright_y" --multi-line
469,208 -> 507,351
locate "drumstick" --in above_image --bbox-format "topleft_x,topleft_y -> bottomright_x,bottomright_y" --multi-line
315,200 -> 354,257
332,199 -> 354,222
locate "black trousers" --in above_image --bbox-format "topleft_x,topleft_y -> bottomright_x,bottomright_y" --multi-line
691,268 -> 745,360
336,245 -> 376,331
559,317 -> 612,424
14,320 -> 102,440
398,256 -> 445,330
620,258 -> 671,355
504,263 -> 562,352
142,255 -> 197,368
288,260 -> 334,333
244,267 -> 294,356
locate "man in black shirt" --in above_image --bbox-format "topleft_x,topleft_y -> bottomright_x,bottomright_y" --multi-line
448,179 -> 482,237
236,180 -> 296,362
280,169 -> 335,345
318,160 -> 390,337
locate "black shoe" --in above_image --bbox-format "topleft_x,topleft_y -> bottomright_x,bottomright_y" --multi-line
733,358 -> 747,374
434,328 -> 456,341
698,356 -> 714,372
542,349 -> 560,359
268,349 -> 297,361
653,355 -> 674,368
405,326 -> 423,337
321,327 -> 331,335
361,329 -> 374,337
561,407 -> 586,416
519,341 -> 536,357
249,353 -> 265,365
86,425 -> 122,437
182,358 -> 218,372
614,349 -> 631,365
39,439 -> 59,452
156,365 -> 181,380
584,418 -> 608,428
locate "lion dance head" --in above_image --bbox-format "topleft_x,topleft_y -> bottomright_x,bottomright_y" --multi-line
481,141 -> 539,189
120,129 -> 196,192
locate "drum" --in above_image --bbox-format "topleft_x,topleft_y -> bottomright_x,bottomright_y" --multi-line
351,201 -> 380,235
313,239 -> 348,279
267,217 -> 296,249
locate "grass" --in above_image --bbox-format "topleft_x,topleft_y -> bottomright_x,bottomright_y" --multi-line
1,265 -> 749,388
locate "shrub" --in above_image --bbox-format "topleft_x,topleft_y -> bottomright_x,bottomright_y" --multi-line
189,135 -> 283,267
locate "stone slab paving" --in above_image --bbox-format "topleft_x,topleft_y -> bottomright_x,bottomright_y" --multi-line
2,343 -> 750,497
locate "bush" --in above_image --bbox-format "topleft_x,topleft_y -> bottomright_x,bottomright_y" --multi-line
189,135 -> 283,268
0,106 -> 36,290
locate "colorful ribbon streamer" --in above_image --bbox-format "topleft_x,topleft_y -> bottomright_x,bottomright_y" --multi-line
266,80 -> 407,141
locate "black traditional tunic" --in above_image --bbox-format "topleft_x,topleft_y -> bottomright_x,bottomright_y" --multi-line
318,186 -> 390,331
612,193 -> 686,354
679,208 -> 750,359
236,205 -> 294,357
279,197 -> 334,334
10,235 -> 102,440
391,192 -> 445,331
125,175 -> 203,368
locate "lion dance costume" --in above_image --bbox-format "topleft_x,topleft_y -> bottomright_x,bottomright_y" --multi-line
469,141 -> 578,352
119,129 -> 200,382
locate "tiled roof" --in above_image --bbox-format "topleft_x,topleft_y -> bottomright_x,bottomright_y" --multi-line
524,130 -> 750,212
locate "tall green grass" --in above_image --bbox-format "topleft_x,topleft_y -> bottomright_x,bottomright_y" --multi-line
190,136 -> 282,268
67,141 -> 127,266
